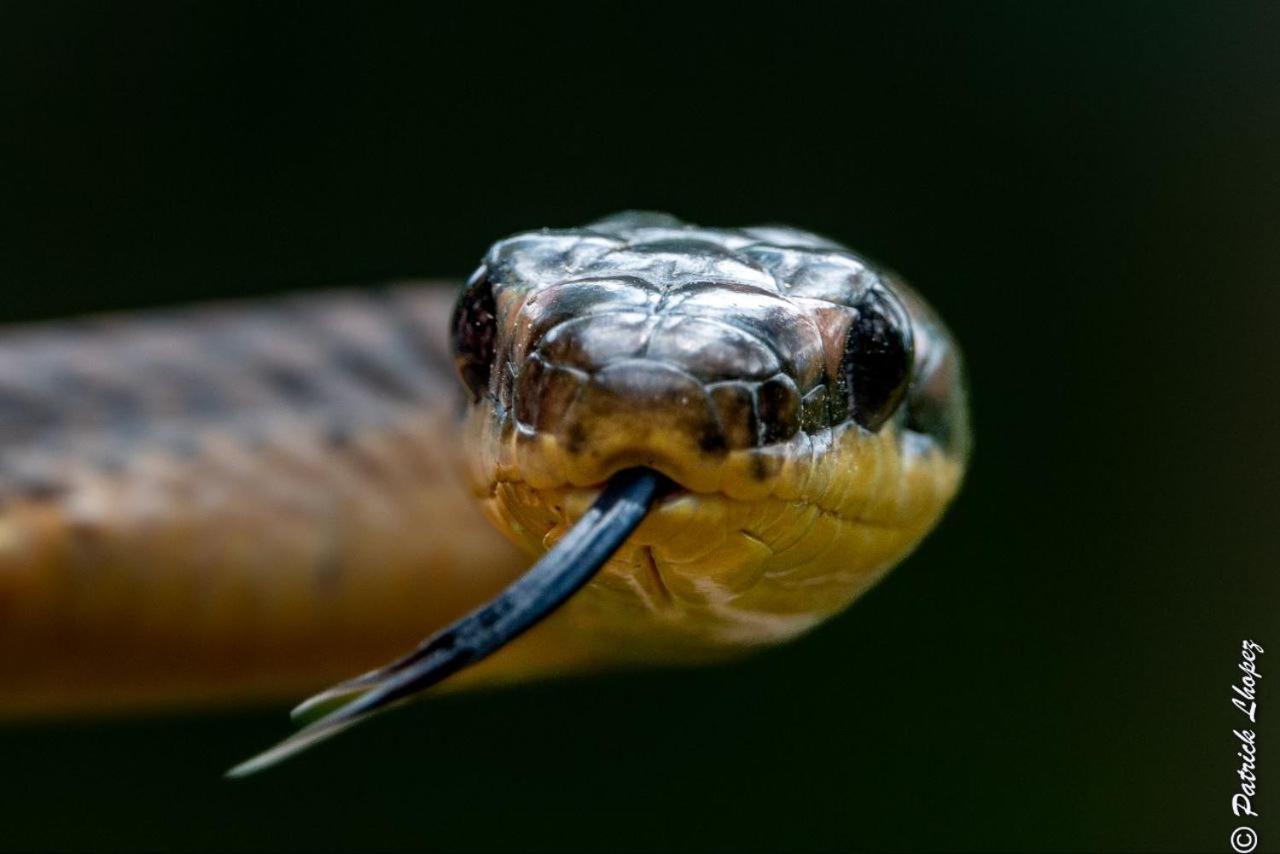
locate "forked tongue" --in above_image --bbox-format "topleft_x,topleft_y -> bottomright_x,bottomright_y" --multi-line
226,468 -> 671,778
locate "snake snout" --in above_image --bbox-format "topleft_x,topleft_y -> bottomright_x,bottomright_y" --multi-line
513,351 -> 801,490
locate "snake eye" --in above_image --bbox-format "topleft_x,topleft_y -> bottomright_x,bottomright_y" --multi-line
839,287 -> 914,431
450,266 -> 499,402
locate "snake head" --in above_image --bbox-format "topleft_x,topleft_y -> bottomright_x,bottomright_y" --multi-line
230,213 -> 972,776
452,212 -> 970,650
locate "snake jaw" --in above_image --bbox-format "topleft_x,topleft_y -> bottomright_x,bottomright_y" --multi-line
467,397 -> 965,647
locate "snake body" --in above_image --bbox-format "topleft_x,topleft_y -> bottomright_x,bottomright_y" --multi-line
0,213 -> 969,716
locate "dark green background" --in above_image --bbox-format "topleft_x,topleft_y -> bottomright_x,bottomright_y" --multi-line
1,4 -> 1277,851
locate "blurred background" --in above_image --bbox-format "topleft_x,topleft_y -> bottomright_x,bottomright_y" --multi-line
1,3 -> 1277,851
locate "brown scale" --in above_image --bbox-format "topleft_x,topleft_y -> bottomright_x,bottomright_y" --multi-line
0,284 -> 527,716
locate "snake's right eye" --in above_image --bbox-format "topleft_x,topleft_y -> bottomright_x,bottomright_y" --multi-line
450,266 -> 499,402
838,286 -> 914,432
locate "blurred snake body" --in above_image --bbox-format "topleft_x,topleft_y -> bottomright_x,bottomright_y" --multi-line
0,213 -> 969,720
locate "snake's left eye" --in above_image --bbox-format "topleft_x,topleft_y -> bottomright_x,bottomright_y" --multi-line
450,266 -> 499,402
839,287 -> 914,431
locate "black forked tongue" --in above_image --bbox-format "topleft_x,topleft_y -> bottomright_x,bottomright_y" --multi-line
226,468 -> 671,778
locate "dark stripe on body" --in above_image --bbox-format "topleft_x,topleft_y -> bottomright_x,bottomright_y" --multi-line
0,282 -> 462,501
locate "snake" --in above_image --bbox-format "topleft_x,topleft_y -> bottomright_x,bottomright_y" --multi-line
0,212 -> 970,774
